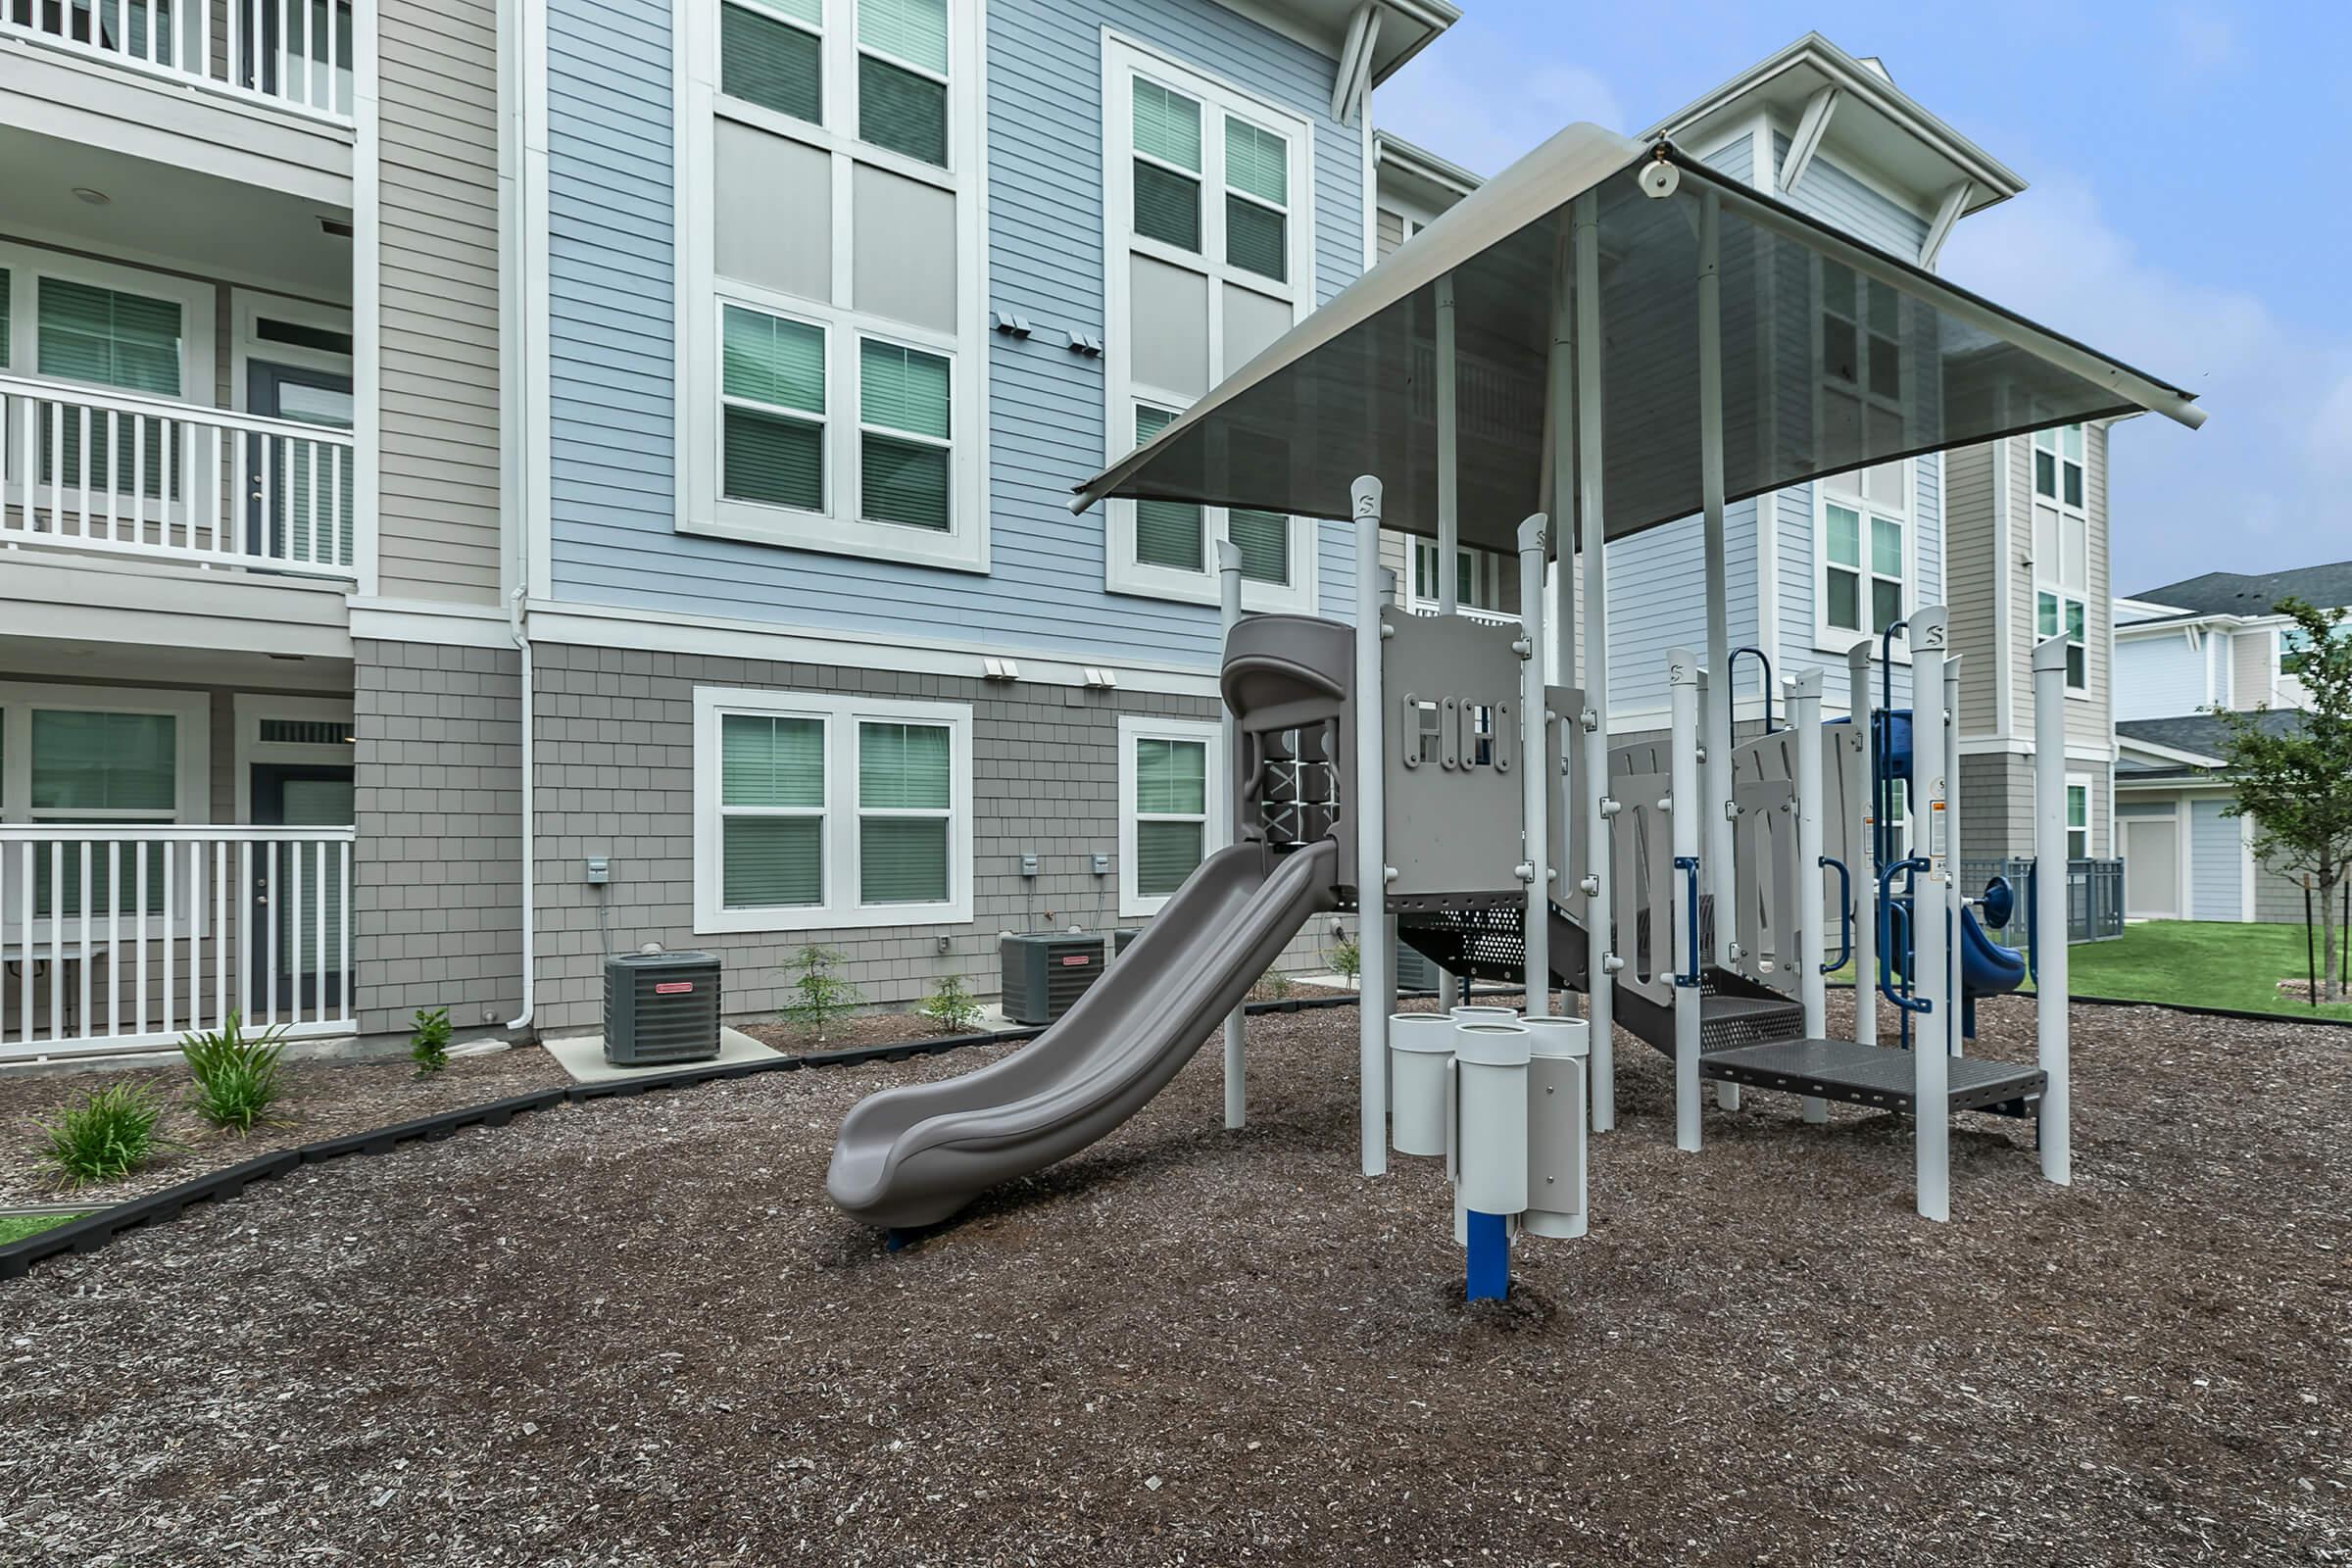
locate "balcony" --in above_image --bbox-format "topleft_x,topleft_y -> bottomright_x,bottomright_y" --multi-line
1,0 -> 354,123
1405,598 -> 1519,627
2,824 -> 355,1059
2,373 -> 356,581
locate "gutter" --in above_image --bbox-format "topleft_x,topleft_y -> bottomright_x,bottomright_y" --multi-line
504,585 -> 535,1035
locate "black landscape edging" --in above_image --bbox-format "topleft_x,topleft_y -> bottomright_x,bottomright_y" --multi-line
0,991 -> 1368,1279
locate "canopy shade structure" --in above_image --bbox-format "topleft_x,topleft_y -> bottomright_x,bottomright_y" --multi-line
1072,123 -> 2204,556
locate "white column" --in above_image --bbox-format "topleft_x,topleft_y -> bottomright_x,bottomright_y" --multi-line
2032,635 -> 2074,1186
1352,476 -> 1389,1178
1944,652 -> 1966,1058
1574,191 -> 1616,1132
1669,648 -> 1703,1152
1518,514 -> 1550,1015
1846,638 -> 1878,1049
1218,540 -> 1247,1130
1434,270 -> 1462,1014
1910,607 -> 1951,1223
1697,190 -> 1736,972
1790,668 -> 1829,1124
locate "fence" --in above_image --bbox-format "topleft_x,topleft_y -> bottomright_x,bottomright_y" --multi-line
1959,857 -> 2125,946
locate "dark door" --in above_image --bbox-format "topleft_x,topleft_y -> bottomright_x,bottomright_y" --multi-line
250,763 -> 355,1016
245,361 -> 355,566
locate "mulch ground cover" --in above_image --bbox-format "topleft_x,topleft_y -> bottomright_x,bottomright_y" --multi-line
2,992 -> 2345,1565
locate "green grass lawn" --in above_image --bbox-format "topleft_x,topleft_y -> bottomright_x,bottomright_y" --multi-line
1826,918 -> 2352,1021
0,1212 -> 84,1246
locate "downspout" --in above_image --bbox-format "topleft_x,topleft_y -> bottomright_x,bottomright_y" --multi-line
504,584 -> 535,1035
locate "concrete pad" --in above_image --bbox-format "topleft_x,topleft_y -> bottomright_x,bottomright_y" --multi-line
541,1026 -> 782,1085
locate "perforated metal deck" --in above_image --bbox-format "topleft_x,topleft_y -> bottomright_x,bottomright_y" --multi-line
1699,1038 -> 2045,1118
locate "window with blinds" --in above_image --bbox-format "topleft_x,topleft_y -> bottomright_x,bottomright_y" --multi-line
1133,78 -> 1202,251
25,709 -> 178,919
722,0 -> 821,125
858,339 -> 951,530
36,276 -> 184,498
858,0 -> 948,167
1132,405 -> 1203,570
721,305 -> 826,513
1132,736 -> 1207,897
698,691 -> 969,932
1223,117 -> 1288,283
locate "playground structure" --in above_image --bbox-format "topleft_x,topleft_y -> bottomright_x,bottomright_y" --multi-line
828,125 -> 2203,1283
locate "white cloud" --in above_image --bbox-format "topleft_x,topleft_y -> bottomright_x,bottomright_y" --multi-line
1939,177 -> 2351,589
1374,49 -> 1625,176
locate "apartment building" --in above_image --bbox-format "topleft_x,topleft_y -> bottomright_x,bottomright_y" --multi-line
5,0 -> 1482,1062
2107,560 -> 2350,922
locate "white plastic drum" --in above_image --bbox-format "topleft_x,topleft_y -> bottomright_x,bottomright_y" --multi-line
1388,1012 -> 1454,1158
1519,1016 -> 1590,1239
1452,1018 -> 1531,1216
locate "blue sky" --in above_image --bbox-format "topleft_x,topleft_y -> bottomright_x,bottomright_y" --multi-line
1374,1 -> 2352,595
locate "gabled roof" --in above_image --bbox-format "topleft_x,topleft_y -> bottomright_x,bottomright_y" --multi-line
1374,130 -> 1482,203
1641,32 -> 2025,220
2116,711 -> 2307,774
2127,561 -> 2352,618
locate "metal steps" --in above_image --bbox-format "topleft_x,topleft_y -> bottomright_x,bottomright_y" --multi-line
1699,1037 -> 2045,1119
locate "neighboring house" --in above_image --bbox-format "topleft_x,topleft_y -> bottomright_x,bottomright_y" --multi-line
0,0 -> 1466,1060
2107,560 -> 2350,921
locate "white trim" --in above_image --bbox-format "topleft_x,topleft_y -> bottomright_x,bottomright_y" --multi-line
228,291 -> 356,411
0,681 -> 210,825
676,0 -> 990,574
2063,770 -> 2092,861
230,693 -> 357,823
1101,28 -> 1318,614
520,598 -> 1224,697
691,685 -> 974,935
349,597 -> 517,649
522,0 -> 553,603
351,0 -> 380,599
2239,808 -> 2256,922
1957,735 -> 2115,761
1777,83 -> 1838,193
1811,465 -> 1915,659
1116,714 -> 1227,917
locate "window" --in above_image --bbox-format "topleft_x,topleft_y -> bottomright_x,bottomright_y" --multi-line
1118,716 -> 1226,917
0,685 -> 209,928
1103,36 -> 1316,610
1818,257 -> 1904,468
2032,423 -> 2089,693
687,0 -> 983,570
2279,625 -> 2318,677
2066,780 -> 2090,861
1818,469 -> 1908,645
858,338 -> 951,530
1411,541 -> 1506,613
721,305 -> 827,513
694,688 -> 971,933
857,0 -> 949,167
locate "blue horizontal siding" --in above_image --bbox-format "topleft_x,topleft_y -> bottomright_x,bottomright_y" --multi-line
542,0 -> 1362,667
2190,800 -> 2239,920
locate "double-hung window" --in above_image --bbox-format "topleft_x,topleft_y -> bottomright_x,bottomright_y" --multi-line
1814,259 -> 1910,648
1410,541 -> 1510,616
1118,716 -> 1225,917
2033,423 -> 2089,692
0,685 -> 207,929
689,0 -> 981,569
2066,779 -> 2090,861
1819,460 -> 1909,645
1104,35 -> 1315,611
695,688 -> 971,933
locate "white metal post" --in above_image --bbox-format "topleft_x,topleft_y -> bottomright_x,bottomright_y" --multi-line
1910,607 -> 1951,1223
1846,638 -> 1878,1049
1518,514 -> 1550,1015
1352,476 -> 1389,1178
2032,636 -> 2074,1186
1434,270 -> 1463,1013
1573,191 -> 1616,1132
1697,190 -> 1736,974
1669,648 -> 1703,1152
1790,668 -> 1829,1124
1218,540 -> 1247,1130
1944,653 -> 1966,1058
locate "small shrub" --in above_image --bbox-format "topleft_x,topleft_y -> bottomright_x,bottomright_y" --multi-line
180,1012 -> 289,1135
410,1006 -> 453,1076
1250,967 -> 1295,1004
34,1081 -> 167,1189
785,946 -> 863,1040
1326,932 -> 1362,988
920,973 -> 985,1035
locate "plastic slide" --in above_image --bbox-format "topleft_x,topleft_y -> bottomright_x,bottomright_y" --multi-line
1958,903 -> 2028,998
826,837 -> 1341,1230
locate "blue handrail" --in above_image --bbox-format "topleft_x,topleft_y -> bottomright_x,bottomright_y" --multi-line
1673,855 -> 1702,988
1820,855 -> 1852,974
1877,856 -> 1932,1014
1727,645 -> 1777,733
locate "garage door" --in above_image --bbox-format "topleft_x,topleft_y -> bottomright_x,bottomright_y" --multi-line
2122,818 -> 2179,919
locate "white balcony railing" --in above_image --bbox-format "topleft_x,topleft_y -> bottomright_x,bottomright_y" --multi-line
1,374 -> 357,580
1406,598 -> 1519,627
1,825 -> 355,1059
1,0 -> 356,122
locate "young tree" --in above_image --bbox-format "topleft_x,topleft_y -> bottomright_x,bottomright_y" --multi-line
2211,597 -> 2352,1001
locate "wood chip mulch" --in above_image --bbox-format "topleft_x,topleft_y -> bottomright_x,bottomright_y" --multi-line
2,993 -> 2345,1566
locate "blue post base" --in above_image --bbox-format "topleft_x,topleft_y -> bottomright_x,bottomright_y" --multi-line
1465,1210 -> 1509,1302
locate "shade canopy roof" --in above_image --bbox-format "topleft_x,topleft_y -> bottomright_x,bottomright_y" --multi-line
1072,123 -> 2204,556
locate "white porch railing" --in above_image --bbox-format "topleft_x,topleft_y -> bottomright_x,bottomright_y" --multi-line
1,0 -> 356,123
1,374 -> 357,580
1407,599 -> 1519,627
1,825 -> 355,1060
